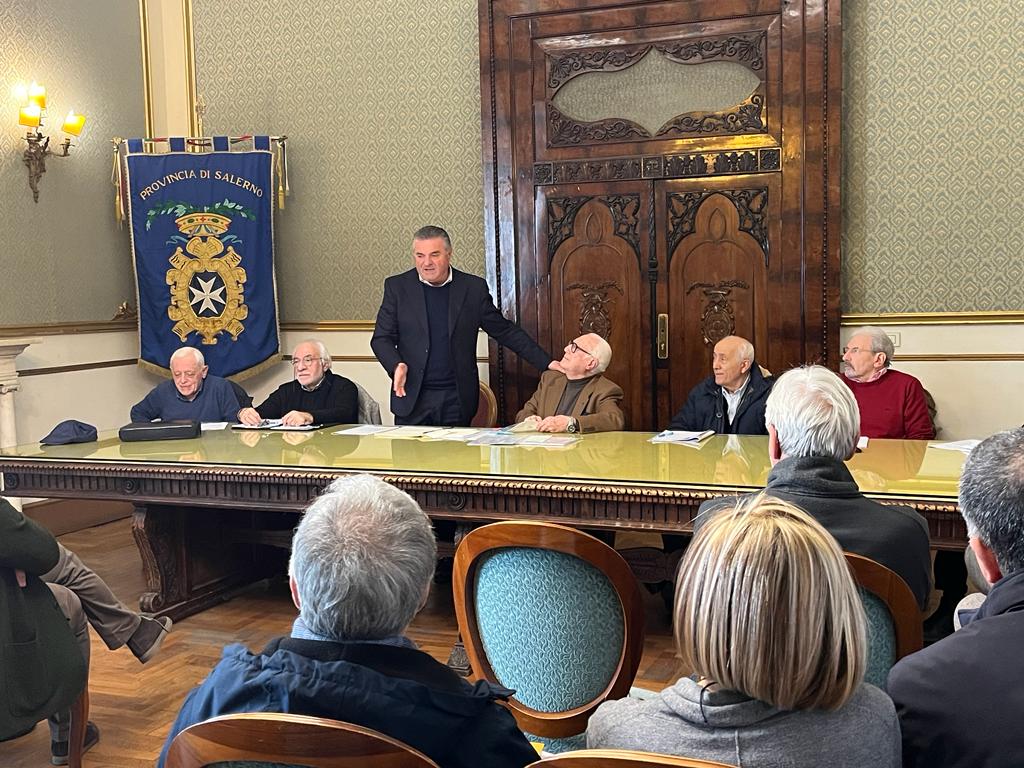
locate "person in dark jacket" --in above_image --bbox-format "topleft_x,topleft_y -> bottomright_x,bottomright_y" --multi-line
668,335 -> 772,435
237,339 -> 359,426
888,428 -> 1024,768
159,474 -> 537,768
695,365 -> 932,610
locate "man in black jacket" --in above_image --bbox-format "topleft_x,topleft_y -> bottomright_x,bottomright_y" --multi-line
695,365 -> 932,610
371,225 -> 557,426
237,339 -> 359,426
668,335 -> 772,435
159,475 -> 537,768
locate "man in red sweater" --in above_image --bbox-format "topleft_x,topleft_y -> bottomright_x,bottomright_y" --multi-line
841,326 -> 934,440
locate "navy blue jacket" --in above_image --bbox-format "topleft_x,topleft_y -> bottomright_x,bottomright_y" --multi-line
888,569 -> 1024,767
130,375 -> 240,423
668,364 -> 773,435
371,268 -> 551,425
159,637 -> 538,768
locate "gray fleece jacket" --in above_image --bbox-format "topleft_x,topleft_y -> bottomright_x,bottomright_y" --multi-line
586,676 -> 900,767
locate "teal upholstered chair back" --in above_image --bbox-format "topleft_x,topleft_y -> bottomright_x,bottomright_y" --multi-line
164,713 -> 440,768
844,552 -> 923,687
453,522 -> 645,750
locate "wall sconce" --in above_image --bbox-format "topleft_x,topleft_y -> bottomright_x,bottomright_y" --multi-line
13,81 -> 86,203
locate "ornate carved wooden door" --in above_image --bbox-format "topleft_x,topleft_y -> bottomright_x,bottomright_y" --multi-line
482,0 -> 841,430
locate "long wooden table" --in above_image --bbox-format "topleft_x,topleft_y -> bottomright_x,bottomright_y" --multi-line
1,429 -> 966,621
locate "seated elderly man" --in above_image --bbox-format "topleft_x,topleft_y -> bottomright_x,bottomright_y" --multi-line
158,475 -> 537,768
888,429 -> 1024,767
130,346 -> 240,423
668,335 -> 772,435
514,333 -> 624,433
841,325 -> 934,440
695,365 -> 932,610
1,498 -> 171,763
238,339 -> 358,426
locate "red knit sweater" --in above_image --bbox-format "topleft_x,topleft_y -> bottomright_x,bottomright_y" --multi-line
843,369 -> 935,440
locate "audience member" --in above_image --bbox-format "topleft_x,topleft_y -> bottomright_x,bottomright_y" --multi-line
514,333 -> 624,433
587,494 -> 900,767
130,346 -> 240,423
841,326 -> 933,440
667,335 -> 772,435
159,474 -> 538,768
1,498 -> 168,763
371,225 -> 557,426
696,365 -> 932,609
888,428 -> 1024,767
237,339 -> 358,426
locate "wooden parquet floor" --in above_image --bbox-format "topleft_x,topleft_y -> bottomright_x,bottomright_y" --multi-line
0,518 -> 686,768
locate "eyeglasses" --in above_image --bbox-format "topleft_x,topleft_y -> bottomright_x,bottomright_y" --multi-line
291,355 -> 323,367
842,346 -> 868,355
569,340 -> 594,357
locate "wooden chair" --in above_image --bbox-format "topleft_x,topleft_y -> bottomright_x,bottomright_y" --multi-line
164,712 -> 440,768
453,521 -> 645,752
527,750 -> 737,767
66,685 -> 89,768
471,380 -> 498,427
845,552 -> 924,687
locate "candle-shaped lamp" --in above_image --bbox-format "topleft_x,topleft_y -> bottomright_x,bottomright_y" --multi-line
19,103 -> 42,127
27,82 -> 47,109
62,110 -> 86,136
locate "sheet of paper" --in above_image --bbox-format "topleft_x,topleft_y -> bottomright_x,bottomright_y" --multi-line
268,423 -> 320,432
373,426 -> 442,439
233,419 -> 284,430
503,419 -> 539,433
200,422 -> 229,431
419,428 -> 484,441
931,439 -> 981,454
857,435 -> 869,450
649,429 -> 714,444
332,425 -> 397,436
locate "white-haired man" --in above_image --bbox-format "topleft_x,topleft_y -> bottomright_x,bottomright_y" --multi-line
888,428 -> 1024,767
695,365 -> 932,609
842,325 -> 933,440
130,346 -> 240,423
237,339 -> 358,426
667,335 -> 772,435
158,475 -> 538,768
514,333 -> 624,433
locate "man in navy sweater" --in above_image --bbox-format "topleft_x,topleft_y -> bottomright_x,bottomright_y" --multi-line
371,225 -> 558,426
130,346 -> 240,423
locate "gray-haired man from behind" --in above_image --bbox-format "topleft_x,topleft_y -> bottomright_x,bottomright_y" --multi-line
888,429 -> 1024,768
159,474 -> 538,768
695,364 -> 933,609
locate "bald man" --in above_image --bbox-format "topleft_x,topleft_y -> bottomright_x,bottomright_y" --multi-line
514,333 -> 624,433
667,335 -> 773,435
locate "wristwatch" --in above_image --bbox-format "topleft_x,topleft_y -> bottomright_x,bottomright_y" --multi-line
566,417 -> 579,433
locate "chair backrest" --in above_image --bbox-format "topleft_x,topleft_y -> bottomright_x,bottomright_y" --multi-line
353,381 -> 382,425
164,713 -> 440,768
453,521 -> 644,742
471,380 -> 498,428
229,380 -> 254,409
526,749 -> 737,767
844,552 -> 923,687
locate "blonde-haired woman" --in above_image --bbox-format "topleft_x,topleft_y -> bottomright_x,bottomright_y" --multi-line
587,495 -> 900,767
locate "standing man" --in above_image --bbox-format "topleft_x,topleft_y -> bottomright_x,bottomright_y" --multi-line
841,326 -> 934,440
371,226 -> 557,426
237,339 -> 358,426
667,335 -> 773,435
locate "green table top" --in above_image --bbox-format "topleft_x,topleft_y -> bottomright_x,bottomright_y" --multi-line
1,428 -> 964,500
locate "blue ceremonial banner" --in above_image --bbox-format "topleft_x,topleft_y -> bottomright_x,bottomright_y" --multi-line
124,140 -> 279,378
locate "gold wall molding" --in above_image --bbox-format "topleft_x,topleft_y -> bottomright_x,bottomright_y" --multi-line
0,320 -> 137,337
842,311 -> 1024,326
282,321 -> 375,332
18,359 -> 138,377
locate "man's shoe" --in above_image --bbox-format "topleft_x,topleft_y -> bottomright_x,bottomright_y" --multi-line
127,615 -> 172,663
50,721 -> 99,765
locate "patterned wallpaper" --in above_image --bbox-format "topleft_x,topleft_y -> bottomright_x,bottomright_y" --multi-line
0,0 -> 144,325
192,0 -> 484,322
842,0 -> 1024,312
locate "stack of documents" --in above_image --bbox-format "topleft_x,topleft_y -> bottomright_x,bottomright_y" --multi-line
233,419 -> 320,432
650,429 -> 714,445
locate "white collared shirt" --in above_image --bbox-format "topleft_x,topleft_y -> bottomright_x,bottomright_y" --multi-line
418,267 -> 454,287
722,375 -> 750,424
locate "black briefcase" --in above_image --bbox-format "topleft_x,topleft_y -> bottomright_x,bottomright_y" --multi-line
118,420 -> 200,442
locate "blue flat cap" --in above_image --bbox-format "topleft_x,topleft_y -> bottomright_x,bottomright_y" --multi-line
40,420 -> 98,445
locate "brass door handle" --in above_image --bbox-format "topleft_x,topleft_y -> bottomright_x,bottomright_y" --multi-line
657,314 -> 668,359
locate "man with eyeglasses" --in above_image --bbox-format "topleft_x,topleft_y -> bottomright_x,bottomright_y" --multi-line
371,225 -> 558,426
237,339 -> 358,426
514,333 -> 624,433
130,346 -> 241,423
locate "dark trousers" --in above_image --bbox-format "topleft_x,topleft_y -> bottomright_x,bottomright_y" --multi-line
396,388 -> 464,427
